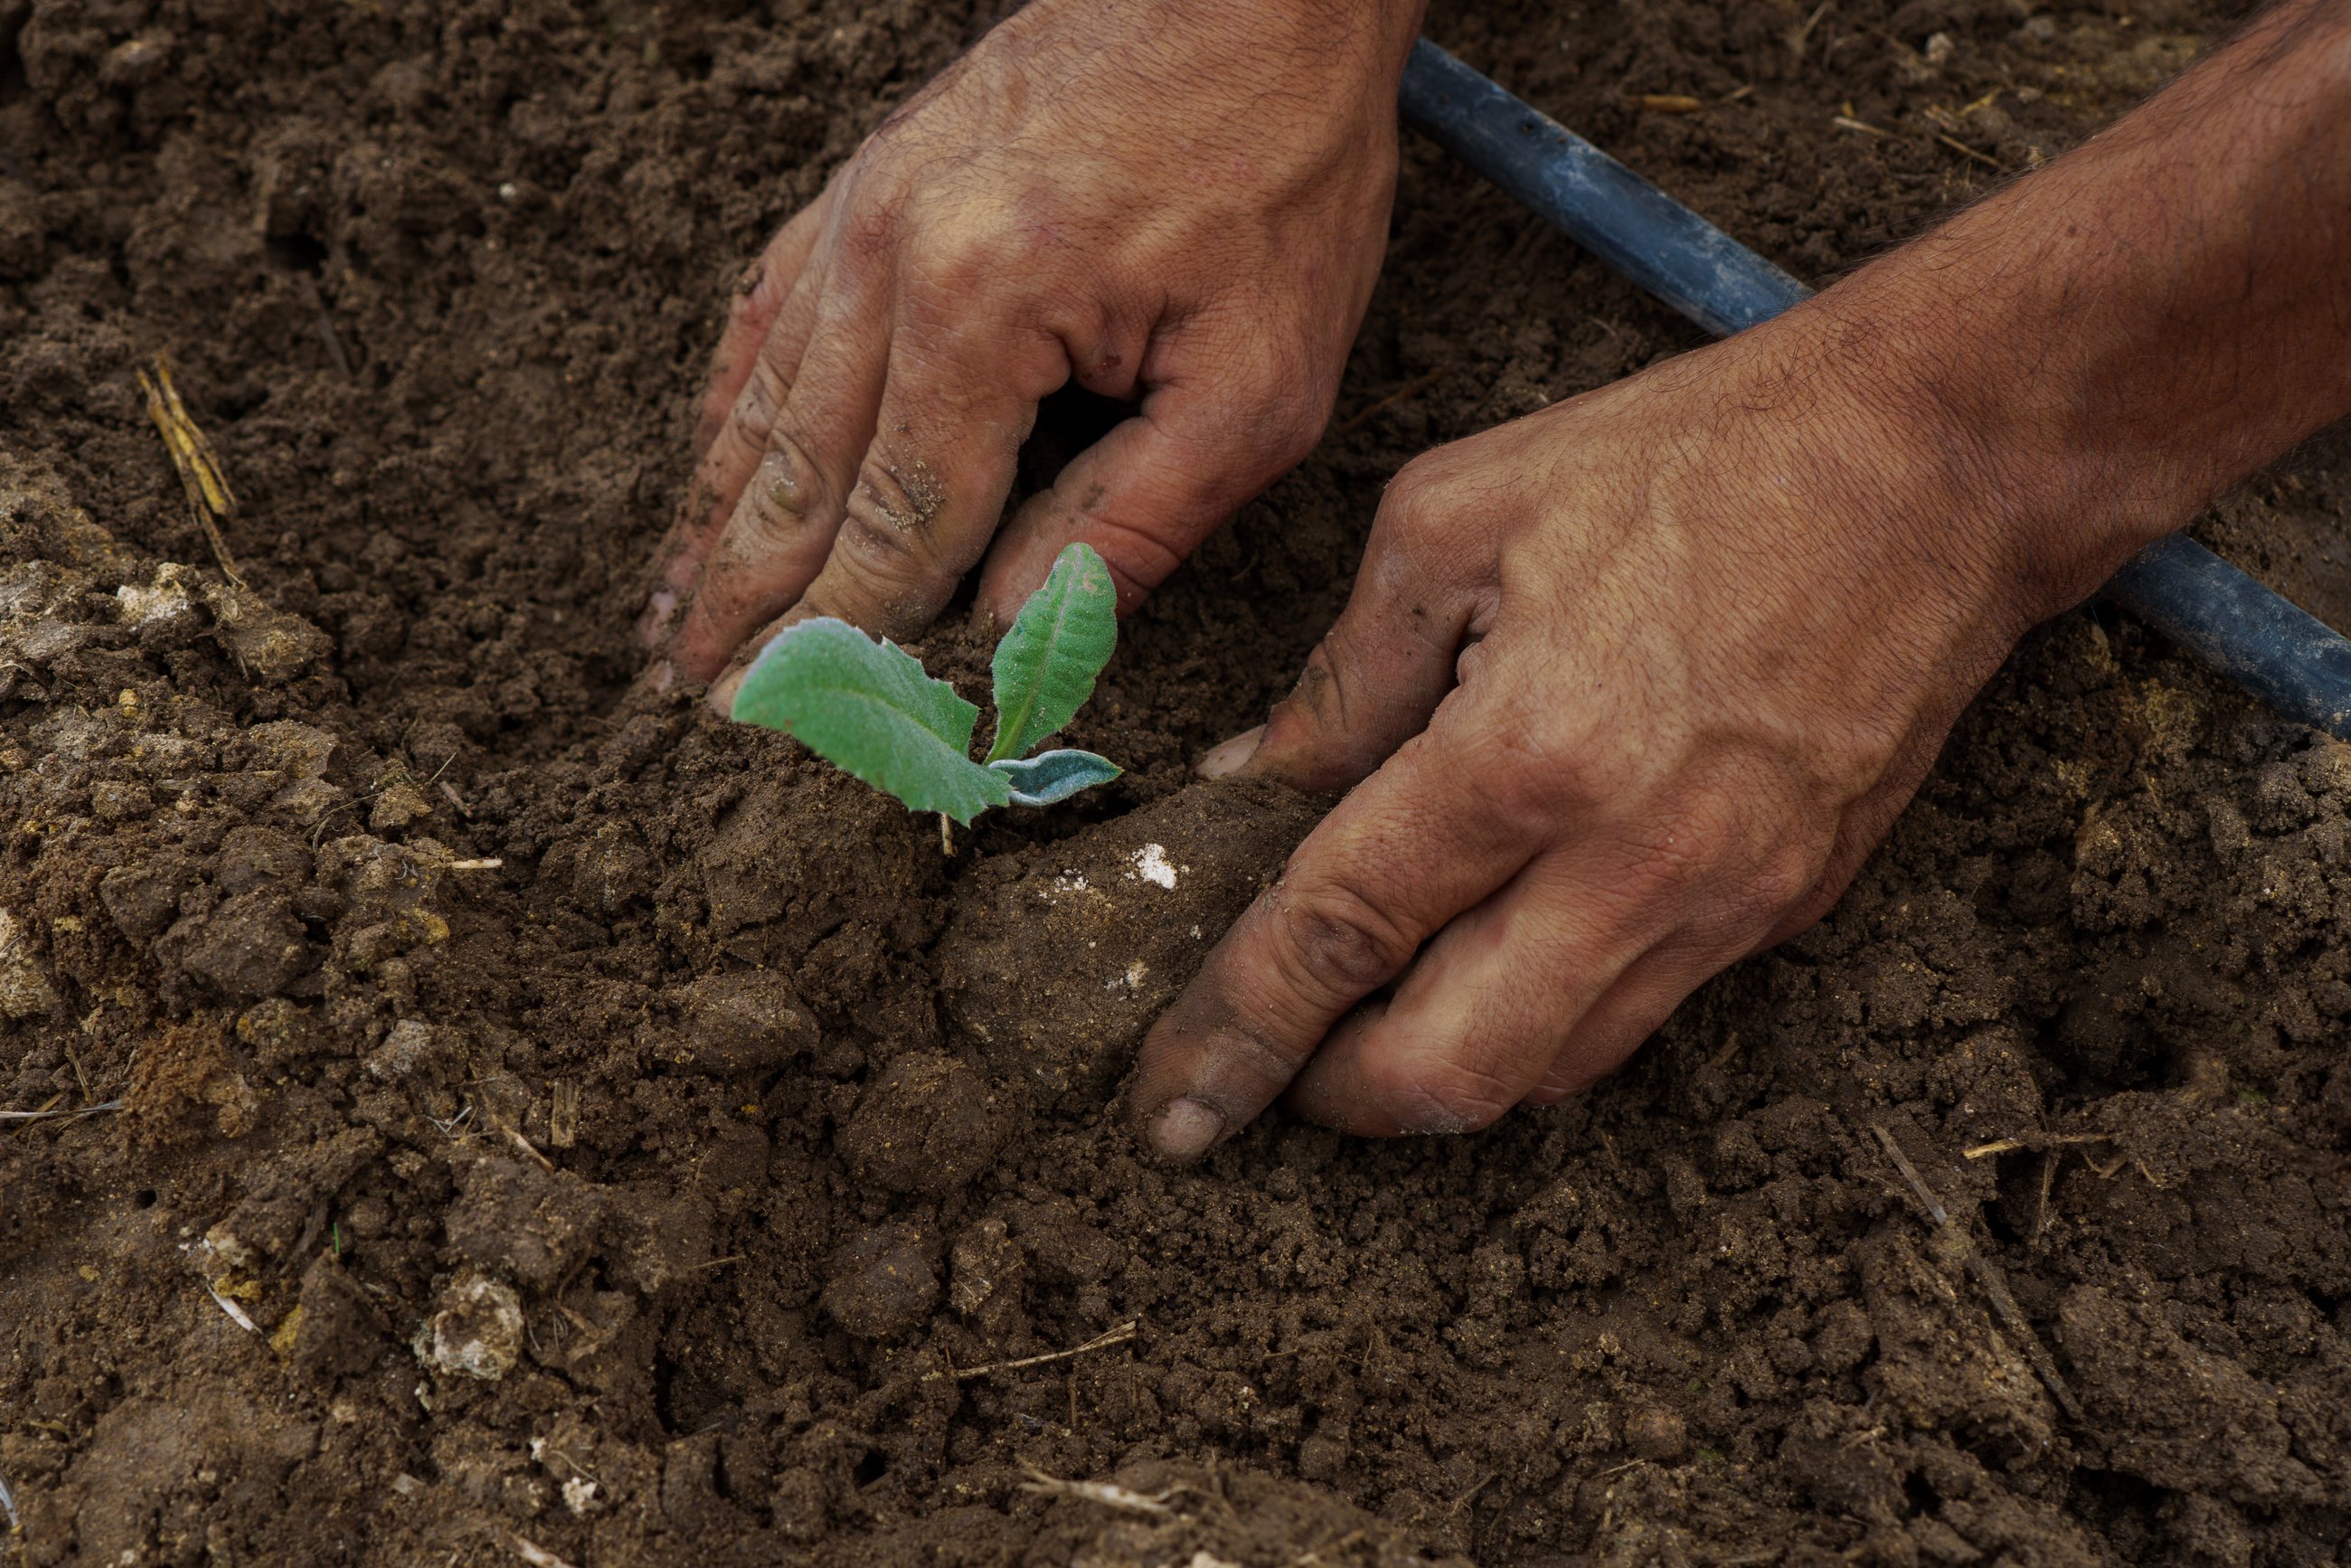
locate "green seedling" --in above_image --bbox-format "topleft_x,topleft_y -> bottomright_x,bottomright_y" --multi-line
732,543 -> 1122,826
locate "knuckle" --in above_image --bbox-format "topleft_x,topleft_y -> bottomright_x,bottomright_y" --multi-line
821,485 -> 960,627
917,221 -> 1015,302
1269,878 -> 1417,1003
732,430 -> 829,550
836,195 -> 902,269
1267,634 -> 1362,751
746,232 -> 800,313
1213,1020 -> 1321,1097
848,449 -> 949,548
1378,457 -> 1450,536
723,354 -> 788,445
833,505 -> 934,587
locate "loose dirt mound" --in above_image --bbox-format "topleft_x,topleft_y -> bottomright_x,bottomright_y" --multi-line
7,0 -> 2351,1563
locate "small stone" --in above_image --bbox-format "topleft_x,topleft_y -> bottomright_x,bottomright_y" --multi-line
269,777 -> 347,827
99,31 -> 173,88
949,1217 -> 1025,1340
1625,1406 -> 1687,1463
203,582 -> 333,685
444,1155 -> 603,1294
567,822 -> 652,914
291,1254 -> 391,1379
242,719 -> 338,780
236,997 -> 319,1072
413,1270 -> 524,1381
115,563 -> 199,641
365,1019 -> 443,1082
90,779 -> 154,819
156,889 -> 317,1000
214,825 -> 310,893
600,1182 -> 713,1295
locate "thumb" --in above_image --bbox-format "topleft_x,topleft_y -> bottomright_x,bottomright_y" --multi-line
1126,720 -> 1533,1161
1220,480 -> 1479,792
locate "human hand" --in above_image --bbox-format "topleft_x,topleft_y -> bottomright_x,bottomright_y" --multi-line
1123,307 -> 2115,1158
1117,0 -> 2351,1160
645,0 -> 1425,704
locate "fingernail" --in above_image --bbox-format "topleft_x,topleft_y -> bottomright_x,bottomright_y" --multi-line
1147,1096 -> 1225,1161
707,668 -> 743,717
648,659 -> 675,695
1195,725 -> 1265,780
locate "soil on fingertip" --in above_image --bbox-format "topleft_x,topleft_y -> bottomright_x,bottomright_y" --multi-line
8,1 -> 2351,1564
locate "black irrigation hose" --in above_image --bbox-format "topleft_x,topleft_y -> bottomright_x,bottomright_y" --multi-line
1399,38 -> 2351,741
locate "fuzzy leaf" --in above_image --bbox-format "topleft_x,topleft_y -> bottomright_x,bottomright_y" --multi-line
986,543 -> 1118,763
989,748 -> 1123,808
732,618 -> 1012,825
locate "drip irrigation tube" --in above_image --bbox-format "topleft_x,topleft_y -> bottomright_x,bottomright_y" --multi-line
1398,38 -> 2351,741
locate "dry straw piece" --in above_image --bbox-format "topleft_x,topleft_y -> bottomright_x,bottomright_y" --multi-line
138,353 -> 245,587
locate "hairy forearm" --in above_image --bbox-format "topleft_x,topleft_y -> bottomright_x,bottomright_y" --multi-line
1812,0 -> 2351,610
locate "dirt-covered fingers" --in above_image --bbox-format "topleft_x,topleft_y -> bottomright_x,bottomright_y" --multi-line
692,186 -> 838,464
643,196 -> 839,648
975,411 -> 1270,627
665,302 -> 889,685
1279,857 -> 1652,1135
778,321 -> 1069,647
697,326 -> 1070,712
1125,729 -> 1534,1163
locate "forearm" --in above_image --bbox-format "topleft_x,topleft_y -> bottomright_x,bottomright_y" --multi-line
1811,0 -> 2351,612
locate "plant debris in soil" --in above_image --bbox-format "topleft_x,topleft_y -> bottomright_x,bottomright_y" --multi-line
8,0 -> 2351,1563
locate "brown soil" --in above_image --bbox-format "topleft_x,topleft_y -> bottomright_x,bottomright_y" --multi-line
5,0 -> 2350,1563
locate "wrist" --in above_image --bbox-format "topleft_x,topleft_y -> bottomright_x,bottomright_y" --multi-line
1789,2 -> 2351,626
1753,276 -> 2168,641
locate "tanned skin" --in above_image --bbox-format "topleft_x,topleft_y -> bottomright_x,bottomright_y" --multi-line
643,0 -> 1427,694
651,0 -> 2351,1160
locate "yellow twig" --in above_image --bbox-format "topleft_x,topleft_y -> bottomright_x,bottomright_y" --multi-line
1962,1132 -> 2111,1159
138,354 -> 245,587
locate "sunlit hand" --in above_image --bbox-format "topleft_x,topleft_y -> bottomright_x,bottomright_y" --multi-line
1123,313 -> 2091,1157
646,0 -> 1425,705
1127,0 -> 2351,1159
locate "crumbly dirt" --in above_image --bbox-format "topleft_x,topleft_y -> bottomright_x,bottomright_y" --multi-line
6,0 -> 2351,1563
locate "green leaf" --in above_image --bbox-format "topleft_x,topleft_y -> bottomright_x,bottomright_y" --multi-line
731,618 -> 1012,825
989,749 -> 1122,807
985,543 -> 1118,763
